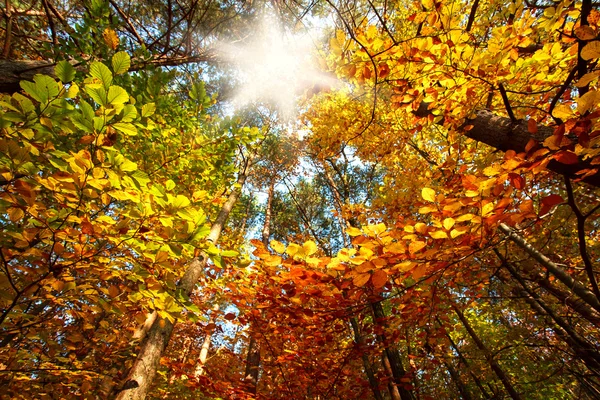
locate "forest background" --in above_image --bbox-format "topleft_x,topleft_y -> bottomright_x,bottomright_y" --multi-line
1,0 -> 600,399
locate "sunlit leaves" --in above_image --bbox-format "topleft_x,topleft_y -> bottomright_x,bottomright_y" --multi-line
55,61 -> 76,83
112,51 -> 131,75
421,187 -> 436,202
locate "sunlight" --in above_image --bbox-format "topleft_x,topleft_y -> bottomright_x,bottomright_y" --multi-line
220,14 -> 336,119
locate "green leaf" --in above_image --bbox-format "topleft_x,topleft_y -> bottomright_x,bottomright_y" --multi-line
111,51 -> 131,74
89,61 -> 113,89
165,179 -> 176,191
120,159 -> 138,172
86,86 -> 107,106
141,102 -> 156,117
20,75 -> 59,103
55,61 -> 76,83
121,104 -> 137,122
112,122 -> 137,136
107,85 -> 129,105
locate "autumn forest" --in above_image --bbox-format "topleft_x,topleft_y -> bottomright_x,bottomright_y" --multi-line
1,0 -> 600,399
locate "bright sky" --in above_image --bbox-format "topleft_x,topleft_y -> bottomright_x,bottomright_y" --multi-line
220,13 -> 337,120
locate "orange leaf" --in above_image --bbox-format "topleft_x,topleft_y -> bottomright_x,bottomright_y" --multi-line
371,269 -> 388,289
409,241 -> 427,254
82,220 -> 94,235
527,119 -> 537,134
353,272 -> 371,287
554,151 -> 579,165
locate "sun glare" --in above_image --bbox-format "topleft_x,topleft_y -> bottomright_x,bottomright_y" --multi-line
220,15 -> 335,119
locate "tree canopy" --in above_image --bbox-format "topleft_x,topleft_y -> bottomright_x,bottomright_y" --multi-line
2,0 -> 600,399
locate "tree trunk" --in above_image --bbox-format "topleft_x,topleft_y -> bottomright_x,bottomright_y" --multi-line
452,303 -> 522,400
195,304 -> 219,377
437,317 -> 491,399
243,178 -> 274,394
414,106 -> 600,188
499,223 -> 600,313
114,155 -> 252,400
371,301 -> 413,400
350,317 -> 385,400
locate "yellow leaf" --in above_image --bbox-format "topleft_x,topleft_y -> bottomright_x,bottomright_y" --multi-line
430,230 -> 448,239
366,222 -> 386,236
394,261 -> 415,272
409,241 -> 427,254
450,227 -> 468,238
270,240 -> 286,254
264,255 -> 282,267
421,187 -> 436,202
302,240 -> 318,256
386,242 -> 406,254
286,243 -> 300,257
102,28 -> 119,50
481,202 -> 495,217
346,226 -> 362,236
581,41 -> 600,60
578,90 -> 598,114
443,217 -> 455,230
552,104 -> 574,120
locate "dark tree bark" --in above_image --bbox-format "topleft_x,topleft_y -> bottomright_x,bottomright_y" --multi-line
414,106 -> 600,188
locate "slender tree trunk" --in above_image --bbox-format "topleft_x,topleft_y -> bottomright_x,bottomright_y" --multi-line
371,301 -> 413,400
499,254 -> 600,375
452,303 -> 522,400
114,155 -> 253,400
350,317 -> 385,400
195,303 -> 220,377
498,223 -> 600,313
437,317 -> 491,399
243,179 -> 274,394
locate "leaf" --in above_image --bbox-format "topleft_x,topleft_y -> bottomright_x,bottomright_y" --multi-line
103,28 -> 120,50
20,75 -> 59,103
224,312 -> 236,321
90,61 -> 113,89
542,194 -> 564,207
141,103 -> 156,117
112,51 -> 131,74
421,187 -> 436,202
270,240 -> 286,253
346,227 -> 362,236
508,173 -> 525,189
409,241 -> 426,254
577,90 -> 598,114
576,71 -> 600,87
581,41 -> 600,60
527,119 -> 537,134
442,218 -> 455,230
107,85 -> 129,105
575,26 -> 596,41
554,150 -> 578,165
302,240 -> 318,256
430,230 -> 448,239
371,269 -> 388,289
112,122 -> 138,136
353,272 -> 371,287
55,61 -> 76,83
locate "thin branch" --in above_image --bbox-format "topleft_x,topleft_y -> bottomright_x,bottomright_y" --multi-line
466,0 -> 480,32
563,176 -> 600,301
498,83 -> 517,123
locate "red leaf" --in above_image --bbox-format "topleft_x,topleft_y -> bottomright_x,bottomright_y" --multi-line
508,173 -> 525,189
528,119 -> 537,134
554,150 -> 579,165
224,313 -> 236,321
541,194 -> 564,207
